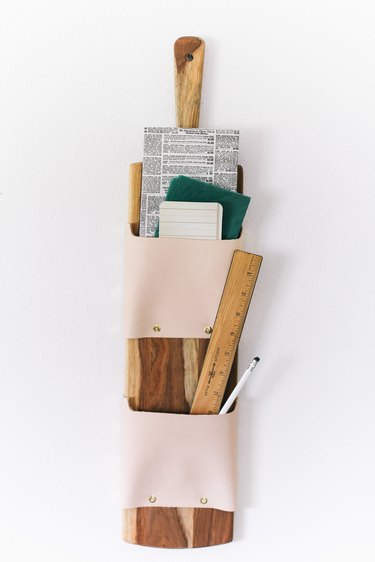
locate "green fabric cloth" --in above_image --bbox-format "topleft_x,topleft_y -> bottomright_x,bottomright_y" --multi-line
154,175 -> 250,239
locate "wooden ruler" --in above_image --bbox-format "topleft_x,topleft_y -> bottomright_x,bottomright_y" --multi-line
190,250 -> 263,414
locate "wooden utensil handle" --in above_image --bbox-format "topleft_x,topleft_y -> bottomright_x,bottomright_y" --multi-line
128,162 -> 142,235
174,37 -> 205,128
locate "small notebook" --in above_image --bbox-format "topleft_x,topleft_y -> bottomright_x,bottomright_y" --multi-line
159,201 -> 223,240
154,175 -> 250,240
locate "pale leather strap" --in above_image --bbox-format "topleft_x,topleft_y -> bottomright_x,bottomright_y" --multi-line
124,226 -> 243,339
121,398 -> 237,511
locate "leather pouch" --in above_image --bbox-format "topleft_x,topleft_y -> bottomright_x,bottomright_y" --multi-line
121,397 -> 237,511
124,225 -> 243,339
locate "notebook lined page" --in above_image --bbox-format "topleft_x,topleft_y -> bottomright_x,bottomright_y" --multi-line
159,201 -> 223,239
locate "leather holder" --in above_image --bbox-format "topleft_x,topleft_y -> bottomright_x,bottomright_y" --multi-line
121,398 -> 237,511
123,226 -> 242,547
124,225 -> 243,339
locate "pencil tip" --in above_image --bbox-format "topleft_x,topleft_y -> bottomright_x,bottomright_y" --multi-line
254,357 -> 260,362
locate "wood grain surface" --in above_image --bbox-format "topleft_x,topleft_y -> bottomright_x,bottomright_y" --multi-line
128,163 -> 142,235
174,36 -> 205,128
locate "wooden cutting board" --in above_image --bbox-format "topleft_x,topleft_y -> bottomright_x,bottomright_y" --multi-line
122,37 -> 241,548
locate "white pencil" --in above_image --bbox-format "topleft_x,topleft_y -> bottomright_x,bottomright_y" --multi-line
219,357 -> 260,414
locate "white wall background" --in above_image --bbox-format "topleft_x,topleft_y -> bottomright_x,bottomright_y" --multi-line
1,1 -> 375,560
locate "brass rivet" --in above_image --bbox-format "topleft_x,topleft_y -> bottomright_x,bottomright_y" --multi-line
204,326 -> 213,334
200,497 -> 208,505
148,495 -> 157,503
153,324 -> 161,333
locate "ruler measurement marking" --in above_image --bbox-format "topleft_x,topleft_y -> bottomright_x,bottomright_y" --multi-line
190,251 -> 263,414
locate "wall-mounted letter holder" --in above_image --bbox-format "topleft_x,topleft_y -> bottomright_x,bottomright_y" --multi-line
122,37 -> 247,548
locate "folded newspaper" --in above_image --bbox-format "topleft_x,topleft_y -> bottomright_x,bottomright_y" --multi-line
139,127 -> 239,237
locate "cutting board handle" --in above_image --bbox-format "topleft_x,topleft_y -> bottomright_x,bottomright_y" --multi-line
174,36 -> 205,128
